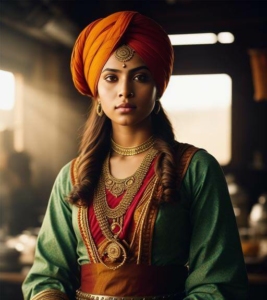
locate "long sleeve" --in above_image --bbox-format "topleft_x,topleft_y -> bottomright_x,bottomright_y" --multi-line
183,150 -> 248,299
22,162 -> 80,300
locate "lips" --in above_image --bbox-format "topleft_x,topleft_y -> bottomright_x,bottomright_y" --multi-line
116,103 -> 136,109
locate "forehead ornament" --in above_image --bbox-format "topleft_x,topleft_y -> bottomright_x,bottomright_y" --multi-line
115,45 -> 135,68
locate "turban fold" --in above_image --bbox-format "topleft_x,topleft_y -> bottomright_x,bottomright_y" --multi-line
70,11 -> 174,98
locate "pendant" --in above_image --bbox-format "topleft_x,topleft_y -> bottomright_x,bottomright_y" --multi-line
106,242 -> 122,262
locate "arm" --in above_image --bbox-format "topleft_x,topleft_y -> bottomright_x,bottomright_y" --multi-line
183,150 -> 248,300
22,162 -> 80,300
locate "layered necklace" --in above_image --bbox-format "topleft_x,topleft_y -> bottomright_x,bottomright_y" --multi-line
111,135 -> 154,156
92,137 -> 157,269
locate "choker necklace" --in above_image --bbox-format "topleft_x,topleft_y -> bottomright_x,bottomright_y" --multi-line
111,136 -> 154,156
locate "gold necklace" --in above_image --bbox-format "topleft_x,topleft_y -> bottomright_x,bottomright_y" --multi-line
111,136 -> 154,156
79,174 -> 159,270
99,148 -> 158,219
93,147 -> 158,268
104,152 -> 135,197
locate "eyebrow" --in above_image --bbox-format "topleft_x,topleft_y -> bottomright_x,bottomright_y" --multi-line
101,66 -> 149,73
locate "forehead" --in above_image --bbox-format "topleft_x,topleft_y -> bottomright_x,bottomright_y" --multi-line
102,50 -> 148,71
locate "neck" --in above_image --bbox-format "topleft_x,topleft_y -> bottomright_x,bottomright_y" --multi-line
111,118 -> 153,147
111,135 -> 154,156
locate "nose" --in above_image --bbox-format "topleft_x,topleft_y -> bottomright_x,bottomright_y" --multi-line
118,80 -> 134,98
119,90 -> 134,98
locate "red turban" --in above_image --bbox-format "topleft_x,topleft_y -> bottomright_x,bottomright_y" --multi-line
70,11 -> 174,98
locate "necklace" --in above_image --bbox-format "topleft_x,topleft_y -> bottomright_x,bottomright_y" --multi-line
104,153 -> 135,197
93,147 -> 158,268
100,148 -> 158,219
111,136 -> 154,156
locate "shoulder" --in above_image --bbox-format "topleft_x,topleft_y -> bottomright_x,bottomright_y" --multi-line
57,160 -> 73,178
190,149 -> 225,181
54,159 -> 77,188
174,141 -> 226,189
190,148 -> 220,169
181,145 -> 228,199
174,140 -> 221,171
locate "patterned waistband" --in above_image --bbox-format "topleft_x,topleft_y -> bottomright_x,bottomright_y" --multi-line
76,290 -> 184,300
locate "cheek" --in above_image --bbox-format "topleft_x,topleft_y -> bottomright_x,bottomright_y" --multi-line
97,84 -> 107,98
97,84 -> 117,103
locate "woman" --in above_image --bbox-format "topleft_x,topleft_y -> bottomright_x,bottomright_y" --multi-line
22,11 -> 248,300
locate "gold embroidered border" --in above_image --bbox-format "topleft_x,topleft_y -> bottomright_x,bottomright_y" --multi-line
137,177 -> 160,264
141,208 -> 158,264
72,157 -> 97,261
73,145 -> 199,266
31,289 -> 69,300
70,157 -> 79,186
77,174 -> 160,265
78,206 -> 98,263
175,143 -> 199,189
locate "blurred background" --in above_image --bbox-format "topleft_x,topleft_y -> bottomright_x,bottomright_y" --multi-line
0,0 -> 266,299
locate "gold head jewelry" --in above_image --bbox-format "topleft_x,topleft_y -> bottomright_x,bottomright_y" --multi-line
111,136 -> 154,156
115,44 -> 135,68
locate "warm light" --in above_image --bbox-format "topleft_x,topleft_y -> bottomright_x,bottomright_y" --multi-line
168,32 -> 235,45
217,32 -> 235,44
43,18 -> 77,48
161,74 -> 232,165
168,33 -> 217,45
0,70 -> 15,110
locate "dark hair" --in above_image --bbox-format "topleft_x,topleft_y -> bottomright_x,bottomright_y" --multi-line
68,102 -> 179,206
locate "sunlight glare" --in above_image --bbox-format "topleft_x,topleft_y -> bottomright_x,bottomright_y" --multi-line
0,70 -> 15,110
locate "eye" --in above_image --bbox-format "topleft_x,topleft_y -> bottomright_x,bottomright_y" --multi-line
104,74 -> 118,82
133,73 -> 150,82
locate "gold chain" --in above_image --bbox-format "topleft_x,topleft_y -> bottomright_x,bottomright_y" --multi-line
111,136 -> 154,156
98,148 -> 158,220
91,148 -> 158,269
86,176 -> 158,270
104,152 -> 135,197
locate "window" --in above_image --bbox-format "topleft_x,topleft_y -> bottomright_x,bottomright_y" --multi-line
0,70 -> 15,111
0,69 -> 24,151
161,74 -> 232,165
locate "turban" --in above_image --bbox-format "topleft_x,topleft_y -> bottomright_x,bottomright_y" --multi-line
70,11 -> 174,98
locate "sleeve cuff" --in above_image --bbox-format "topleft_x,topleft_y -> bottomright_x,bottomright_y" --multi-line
31,289 -> 69,300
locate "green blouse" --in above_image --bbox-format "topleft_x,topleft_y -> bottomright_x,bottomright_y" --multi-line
22,150 -> 248,299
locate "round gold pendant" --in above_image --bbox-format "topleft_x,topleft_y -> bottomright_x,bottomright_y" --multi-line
106,242 -> 122,262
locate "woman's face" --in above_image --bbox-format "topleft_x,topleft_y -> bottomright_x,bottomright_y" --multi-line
96,50 -> 157,128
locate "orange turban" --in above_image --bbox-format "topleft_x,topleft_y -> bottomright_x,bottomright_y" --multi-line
70,11 -> 174,98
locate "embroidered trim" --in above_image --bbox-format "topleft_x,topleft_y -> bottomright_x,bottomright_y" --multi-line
140,179 -> 160,264
76,290 -> 179,300
128,175 -> 159,264
31,289 -> 69,300
78,174 -> 159,266
70,157 -> 79,186
175,143 -> 199,189
78,206 -> 97,263
71,143 -> 199,266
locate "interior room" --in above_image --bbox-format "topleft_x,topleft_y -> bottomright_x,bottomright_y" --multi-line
0,0 -> 266,299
